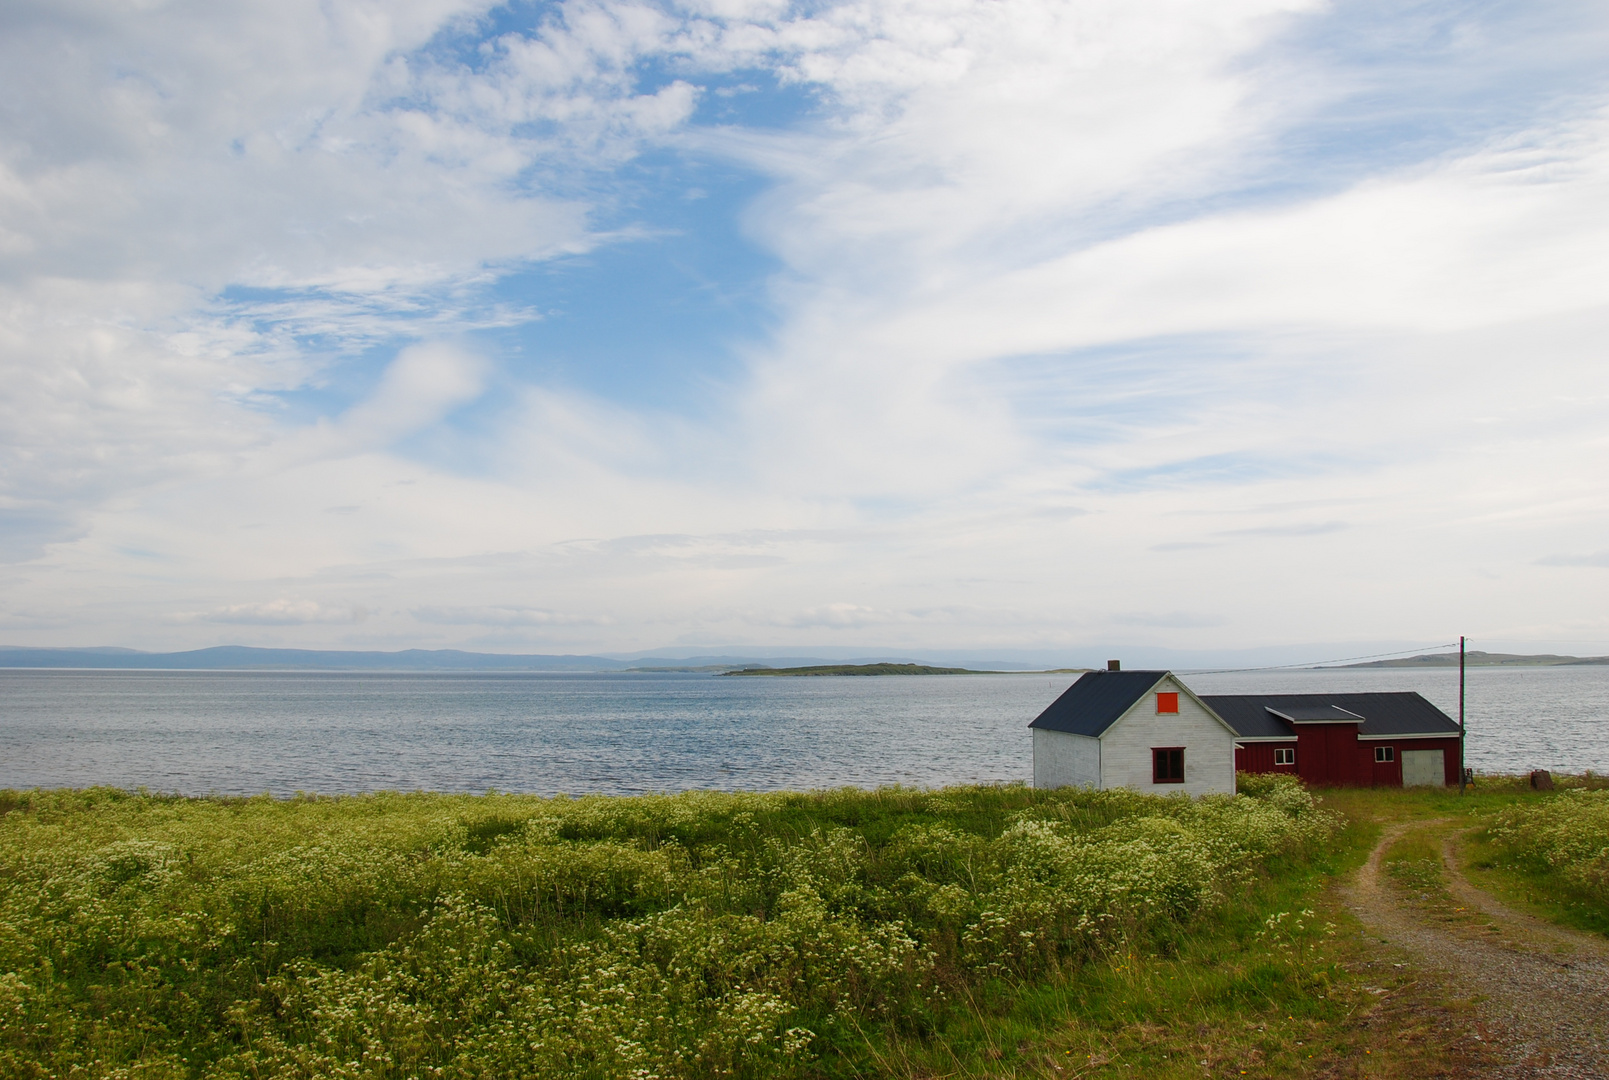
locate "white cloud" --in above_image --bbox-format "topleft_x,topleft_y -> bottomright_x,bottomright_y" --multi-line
780,602 -> 900,629
1220,521 -> 1349,539
413,605 -> 611,626
1111,612 -> 1228,629
187,599 -> 370,626
327,343 -> 489,451
0,0 -> 722,565
1538,551 -> 1609,568
2,0 -> 1608,656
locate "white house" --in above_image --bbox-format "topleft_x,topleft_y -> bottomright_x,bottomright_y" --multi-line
1029,668 -> 1239,795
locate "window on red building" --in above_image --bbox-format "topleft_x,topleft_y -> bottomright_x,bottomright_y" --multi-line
1375,746 -> 1394,763
1153,747 -> 1184,783
1156,692 -> 1179,714
1274,747 -> 1295,766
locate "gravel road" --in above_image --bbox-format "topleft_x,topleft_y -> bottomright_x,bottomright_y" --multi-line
1343,820 -> 1609,1079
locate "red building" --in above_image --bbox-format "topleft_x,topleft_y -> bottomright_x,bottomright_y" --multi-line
1203,692 -> 1462,787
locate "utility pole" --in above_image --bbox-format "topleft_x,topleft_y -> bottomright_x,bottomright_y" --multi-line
1458,635 -> 1467,794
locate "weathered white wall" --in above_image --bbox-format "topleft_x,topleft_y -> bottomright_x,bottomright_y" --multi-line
1099,675 -> 1236,795
1033,728 -> 1101,789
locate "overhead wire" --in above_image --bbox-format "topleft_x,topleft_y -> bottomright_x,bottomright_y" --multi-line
1181,642 -> 1461,676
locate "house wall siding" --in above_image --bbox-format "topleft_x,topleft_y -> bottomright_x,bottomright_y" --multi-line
1297,723 -> 1367,786
1099,675 -> 1236,795
1368,745 -> 1403,787
1033,729 -> 1101,789
1235,733 -> 1462,787
1362,736 -> 1461,787
1236,743 -> 1299,775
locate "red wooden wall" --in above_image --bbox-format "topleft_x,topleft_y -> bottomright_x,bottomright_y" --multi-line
1235,743 -> 1298,774
1237,729 -> 1461,788
1297,723 -> 1366,786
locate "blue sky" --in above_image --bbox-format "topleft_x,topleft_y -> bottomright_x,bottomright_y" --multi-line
1,0 -> 1607,660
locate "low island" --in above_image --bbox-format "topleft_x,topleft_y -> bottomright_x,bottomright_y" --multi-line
719,662 -> 984,676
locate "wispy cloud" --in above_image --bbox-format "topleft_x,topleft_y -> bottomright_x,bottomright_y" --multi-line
1111,612 -> 1228,629
2,0 -> 1608,655
1217,521 -> 1350,539
185,600 -> 370,626
1538,551 -> 1609,568
778,604 -> 910,630
412,606 -> 611,626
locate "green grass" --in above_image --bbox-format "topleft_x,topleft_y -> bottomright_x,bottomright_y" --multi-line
861,808 -> 1384,1079
1460,835 -> 1609,938
1315,777 -> 1609,943
1460,777 -> 1609,939
3,776 -> 1600,1080
1377,818 -> 1452,902
0,781 -> 1341,1079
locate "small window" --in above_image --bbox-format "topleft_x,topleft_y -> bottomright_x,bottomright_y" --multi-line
1274,747 -> 1295,766
1156,692 -> 1180,714
1153,747 -> 1185,783
1375,746 -> 1394,763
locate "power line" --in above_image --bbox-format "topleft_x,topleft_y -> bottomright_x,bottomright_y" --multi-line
1183,643 -> 1461,676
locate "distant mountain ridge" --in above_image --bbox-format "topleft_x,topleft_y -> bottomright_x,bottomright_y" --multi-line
721,663 -> 983,677
7,645 -> 1603,673
0,646 -> 630,671
0,646 -> 1040,672
1345,650 -> 1609,667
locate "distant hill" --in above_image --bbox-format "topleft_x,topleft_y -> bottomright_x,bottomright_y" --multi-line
0,646 -> 630,671
721,663 -> 984,676
1346,650 -> 1609,668
0,647 -> 1068,673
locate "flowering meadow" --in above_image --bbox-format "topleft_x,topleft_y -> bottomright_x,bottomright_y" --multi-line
1486,787 -> 1609,903
0,778 -> 1335,1079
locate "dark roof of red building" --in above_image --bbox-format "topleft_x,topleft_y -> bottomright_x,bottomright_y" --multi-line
1201,692 -> 1459,740
1268,703 -> 1364,722
1027,670 -> 1170,737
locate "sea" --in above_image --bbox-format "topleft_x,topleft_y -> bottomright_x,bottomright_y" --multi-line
1,665 -> 1606,797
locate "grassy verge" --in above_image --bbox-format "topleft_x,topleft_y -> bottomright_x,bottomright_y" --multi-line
870,809 -> 1379,1079
1460,775 -> 1609,939
966,777 -> 1607,1080
864,796 -> 1500,1080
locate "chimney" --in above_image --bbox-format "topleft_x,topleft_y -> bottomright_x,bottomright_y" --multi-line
1107,659 -> 1121,672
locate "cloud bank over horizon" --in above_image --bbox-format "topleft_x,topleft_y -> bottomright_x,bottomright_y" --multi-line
2,0 -> 1607,658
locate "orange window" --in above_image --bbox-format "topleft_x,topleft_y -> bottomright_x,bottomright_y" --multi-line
1156,692 -> 1179,714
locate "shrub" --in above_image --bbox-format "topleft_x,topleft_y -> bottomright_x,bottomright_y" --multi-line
1486,788 -> 1609,899
0,781 -> 1334,1079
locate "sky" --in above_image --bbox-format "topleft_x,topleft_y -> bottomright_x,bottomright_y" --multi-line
1,0 -> 1607,662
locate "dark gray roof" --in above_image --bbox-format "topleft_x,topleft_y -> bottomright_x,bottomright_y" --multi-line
1268,704 -> 1364,722
1028,671 -> 1169,737
1201,692 -> 1459,740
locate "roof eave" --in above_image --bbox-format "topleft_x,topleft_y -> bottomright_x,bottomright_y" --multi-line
1357,731 -> 1461,740
1283,718 -> 1365,725
1028,671 -> 1173,737
1169,676 -> 1242,738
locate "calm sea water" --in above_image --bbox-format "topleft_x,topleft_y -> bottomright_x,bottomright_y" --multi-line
1,666 -> 1605,796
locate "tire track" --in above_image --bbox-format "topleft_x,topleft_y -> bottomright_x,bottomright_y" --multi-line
1342,820 -> 1609,1078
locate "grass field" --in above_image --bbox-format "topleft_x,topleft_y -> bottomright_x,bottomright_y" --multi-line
1463,777 -> 1609,937
0,776 -> 1604,1080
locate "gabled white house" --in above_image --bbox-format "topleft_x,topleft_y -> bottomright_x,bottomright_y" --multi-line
1029,668 -> 1239,795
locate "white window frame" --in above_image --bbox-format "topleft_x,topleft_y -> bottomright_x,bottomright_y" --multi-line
1273,747 -> 1295,766
1375,745 -> 1394,763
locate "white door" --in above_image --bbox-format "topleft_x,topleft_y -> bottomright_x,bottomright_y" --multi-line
1401,749 -> 1445,787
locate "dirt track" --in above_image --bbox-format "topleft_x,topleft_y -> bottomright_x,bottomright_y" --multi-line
1343,821 -> 1609,1078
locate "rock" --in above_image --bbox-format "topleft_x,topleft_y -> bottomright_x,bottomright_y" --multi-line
1529,770 -> 1555,791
